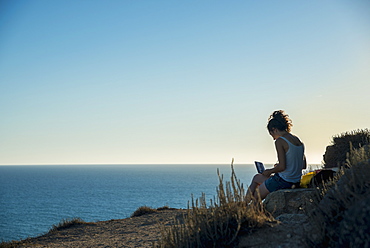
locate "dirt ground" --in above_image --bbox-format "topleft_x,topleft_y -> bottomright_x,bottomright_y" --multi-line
7,209 -> 311,248
11,209 -> 186,248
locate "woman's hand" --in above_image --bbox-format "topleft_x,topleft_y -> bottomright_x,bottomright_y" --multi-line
262,169 -> 273,177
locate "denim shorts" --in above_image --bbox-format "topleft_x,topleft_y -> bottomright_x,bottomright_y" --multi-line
264,173 -> 295,192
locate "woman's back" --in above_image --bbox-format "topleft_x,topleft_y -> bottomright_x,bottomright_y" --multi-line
282,133 -> 303,147
278,136 -> 304,183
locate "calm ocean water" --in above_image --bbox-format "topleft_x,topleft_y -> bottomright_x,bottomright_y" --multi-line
0,164 -> 258,242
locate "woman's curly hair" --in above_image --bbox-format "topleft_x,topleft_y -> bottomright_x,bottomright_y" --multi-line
267,110 -> 293,132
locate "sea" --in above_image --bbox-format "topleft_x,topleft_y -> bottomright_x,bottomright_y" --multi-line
0,164 -> 260,242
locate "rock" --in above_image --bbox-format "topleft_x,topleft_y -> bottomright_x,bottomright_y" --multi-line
323,145 -> 338,168
237,213 -> 312,248
264,188 -> 316,217
276,213 -> 308,223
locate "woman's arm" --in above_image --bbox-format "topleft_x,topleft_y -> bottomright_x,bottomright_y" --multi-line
262,139 -> 286,177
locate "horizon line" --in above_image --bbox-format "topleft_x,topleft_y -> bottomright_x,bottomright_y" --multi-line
0,162 -> 322,166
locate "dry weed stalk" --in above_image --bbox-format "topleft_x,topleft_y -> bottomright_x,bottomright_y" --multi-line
156,159 -> 274,248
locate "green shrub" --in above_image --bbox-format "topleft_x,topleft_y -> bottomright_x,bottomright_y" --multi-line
309,144 -> 370,247
324,128 -> 370,168
156,160 -> 274,248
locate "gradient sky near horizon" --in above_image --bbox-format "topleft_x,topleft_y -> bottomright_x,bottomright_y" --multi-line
0,0 -> 369,165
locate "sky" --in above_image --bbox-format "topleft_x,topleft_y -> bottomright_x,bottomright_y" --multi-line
0,0 -> 369,165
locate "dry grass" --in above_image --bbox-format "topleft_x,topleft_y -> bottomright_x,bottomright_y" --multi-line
131,206 -> 175,217
155,159 -> 275,248
0,218 -> 88,248
0,241 -> 20,248
49,217 -> 87,233
131,206 -> 158,217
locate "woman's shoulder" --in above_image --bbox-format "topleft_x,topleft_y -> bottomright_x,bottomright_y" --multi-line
281,134 -> 303,146
275,137 -> 288,148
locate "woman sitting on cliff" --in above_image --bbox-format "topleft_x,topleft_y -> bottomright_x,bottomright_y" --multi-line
247,110 -> 307,201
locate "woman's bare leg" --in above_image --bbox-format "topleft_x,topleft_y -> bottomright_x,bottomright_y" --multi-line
246,174 -> 269,201
255,182 -> 270,200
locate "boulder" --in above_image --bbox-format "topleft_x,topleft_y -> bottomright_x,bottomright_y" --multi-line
238,214 -> 314,248
263,188 -> 317,217
323,145 -> 338,168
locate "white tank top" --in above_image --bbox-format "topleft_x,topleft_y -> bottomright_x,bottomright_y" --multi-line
278,136 -> 305,183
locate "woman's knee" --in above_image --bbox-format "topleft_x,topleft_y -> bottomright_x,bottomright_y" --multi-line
252,174 -> 268,184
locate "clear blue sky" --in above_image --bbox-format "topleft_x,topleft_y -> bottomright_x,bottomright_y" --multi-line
1,0 -> 369,165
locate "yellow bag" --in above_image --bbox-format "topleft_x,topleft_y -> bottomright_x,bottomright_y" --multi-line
300,171 -> 316,188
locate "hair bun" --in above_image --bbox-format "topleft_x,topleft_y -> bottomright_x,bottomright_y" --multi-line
272,110 -> 284,119
267,110 -> 293,132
